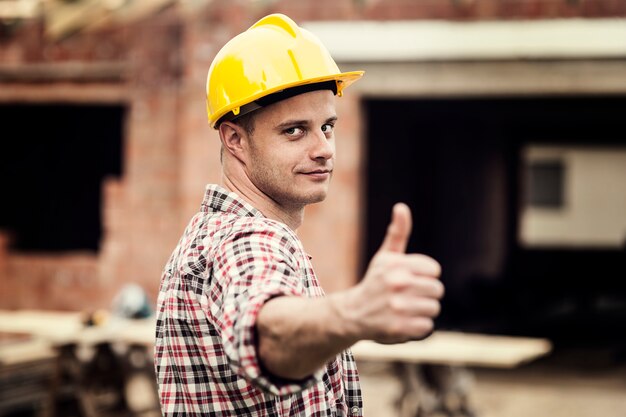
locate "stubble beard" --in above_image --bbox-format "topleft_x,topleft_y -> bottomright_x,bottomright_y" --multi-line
250,158 -> 330,210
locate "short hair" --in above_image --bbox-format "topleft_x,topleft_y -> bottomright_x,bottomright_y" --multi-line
232,111 -> 256,136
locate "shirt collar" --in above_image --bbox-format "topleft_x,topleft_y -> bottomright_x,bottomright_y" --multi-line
201,184 -> 264,218
201,184 -> 313,260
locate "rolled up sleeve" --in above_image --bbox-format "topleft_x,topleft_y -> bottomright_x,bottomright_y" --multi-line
211,221 -> 324,396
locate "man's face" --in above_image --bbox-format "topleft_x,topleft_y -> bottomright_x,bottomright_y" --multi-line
243,89 -> 337,209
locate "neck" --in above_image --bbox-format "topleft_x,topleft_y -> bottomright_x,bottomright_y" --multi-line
221,173 -> 304,232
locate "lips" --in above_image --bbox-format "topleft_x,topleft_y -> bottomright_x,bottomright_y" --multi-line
301,168 -> 332,179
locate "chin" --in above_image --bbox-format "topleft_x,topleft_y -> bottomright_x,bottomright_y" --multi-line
303,190 -> 328,205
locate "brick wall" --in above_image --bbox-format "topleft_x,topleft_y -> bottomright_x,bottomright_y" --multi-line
101,9 -> 185,305
0,7 -> 185,309
259,0 -> 626,21
1,0 -> 624,312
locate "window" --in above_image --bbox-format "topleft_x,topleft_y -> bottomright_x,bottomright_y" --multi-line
526,160 -> 565,208
0,104 -> 125,252
519,145 -> 626,248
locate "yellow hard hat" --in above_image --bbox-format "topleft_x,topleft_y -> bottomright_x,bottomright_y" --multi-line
206,13 -> 364,128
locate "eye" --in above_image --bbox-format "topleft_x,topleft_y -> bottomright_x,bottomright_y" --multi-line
321,123 -> 335,136
284,126 -> 305,138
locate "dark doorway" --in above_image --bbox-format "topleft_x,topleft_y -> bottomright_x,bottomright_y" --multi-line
364,96 -> 626,345
0,104 -> 125,252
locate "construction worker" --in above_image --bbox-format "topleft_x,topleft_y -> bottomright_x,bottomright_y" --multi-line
155,13 -> 444,416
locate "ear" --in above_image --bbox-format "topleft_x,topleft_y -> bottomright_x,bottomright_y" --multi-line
218,121 -> 249,163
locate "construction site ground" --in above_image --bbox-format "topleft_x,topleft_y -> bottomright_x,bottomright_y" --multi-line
358,346 -> 626,417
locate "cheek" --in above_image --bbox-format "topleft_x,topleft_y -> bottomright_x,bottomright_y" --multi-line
252,150 -> 288,183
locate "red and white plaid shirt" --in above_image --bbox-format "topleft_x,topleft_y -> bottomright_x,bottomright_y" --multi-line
155,185 -> 362,416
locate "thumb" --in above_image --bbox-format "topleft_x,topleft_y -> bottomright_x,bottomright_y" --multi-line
378,203 -> 412,253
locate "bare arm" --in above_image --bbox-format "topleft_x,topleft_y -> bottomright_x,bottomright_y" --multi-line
256,293 -> 357,380
257,203 -> 445,380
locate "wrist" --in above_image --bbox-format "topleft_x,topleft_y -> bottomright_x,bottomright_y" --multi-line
325,290 -> 362,346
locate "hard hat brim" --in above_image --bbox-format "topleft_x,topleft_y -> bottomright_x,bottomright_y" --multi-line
210,70 -> 364,128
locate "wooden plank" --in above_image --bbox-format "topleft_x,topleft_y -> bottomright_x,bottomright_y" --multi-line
0,310 -> 551,368
0,62 -> 127,82
45,0 -> 109,39
350,331 -> 552,368
0,310 -> 155,346
0,310 -> 84,344
0,0 -> 39,19
0,83 -> 129,104
114,318 -> 156,347
0,338 -> 56,365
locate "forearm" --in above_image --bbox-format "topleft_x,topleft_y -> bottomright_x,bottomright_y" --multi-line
255,203 -> 444,382
256,292 -> 358,381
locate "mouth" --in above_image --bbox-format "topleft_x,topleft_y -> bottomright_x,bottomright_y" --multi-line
301,169 -> 332,179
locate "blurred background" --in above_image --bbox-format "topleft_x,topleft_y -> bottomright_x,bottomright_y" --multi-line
1,0 -> 625,416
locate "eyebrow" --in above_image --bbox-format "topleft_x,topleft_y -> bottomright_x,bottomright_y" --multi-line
274,116 -> 338,130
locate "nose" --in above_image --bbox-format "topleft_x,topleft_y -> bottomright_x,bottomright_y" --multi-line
310,131 -> 334,161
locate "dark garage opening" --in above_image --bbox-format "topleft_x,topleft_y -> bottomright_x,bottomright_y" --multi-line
0,104 -> 125,253
364,96 -> 626,347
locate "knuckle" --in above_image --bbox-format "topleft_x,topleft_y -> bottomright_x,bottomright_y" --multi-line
428,300 -> 441,317
413,318 -> 434,337
382,271 -> 410,291
427,280 -> 445,299
431,280 -> 445,298
388,295 -> 409,315
380,274 -> 398,292
410,254 -> 442,277
431,258 -> 442,277
389,322 -> 406,336
416,298 -> 440,317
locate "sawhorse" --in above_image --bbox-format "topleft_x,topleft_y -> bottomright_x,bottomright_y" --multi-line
351,331 -> 552,417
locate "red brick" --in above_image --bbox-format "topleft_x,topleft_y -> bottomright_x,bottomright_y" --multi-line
1,0 -> 625,311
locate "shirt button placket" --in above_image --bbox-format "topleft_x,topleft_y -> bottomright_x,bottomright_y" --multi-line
350,406 -> 360,416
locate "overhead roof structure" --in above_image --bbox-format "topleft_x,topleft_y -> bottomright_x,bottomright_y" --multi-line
0,0 -> 210,39
304,18 -> 626,61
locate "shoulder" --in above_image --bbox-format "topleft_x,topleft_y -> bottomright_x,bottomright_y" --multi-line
220,216 -> 302,260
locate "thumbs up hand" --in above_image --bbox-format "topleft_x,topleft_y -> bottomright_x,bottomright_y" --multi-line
379,202 -> 413,253
340,203 -> 444,344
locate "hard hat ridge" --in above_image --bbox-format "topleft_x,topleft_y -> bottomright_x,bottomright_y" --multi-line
250,13 -> 299,38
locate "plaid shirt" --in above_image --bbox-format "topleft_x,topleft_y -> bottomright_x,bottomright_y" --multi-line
155,185 -> 362,416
